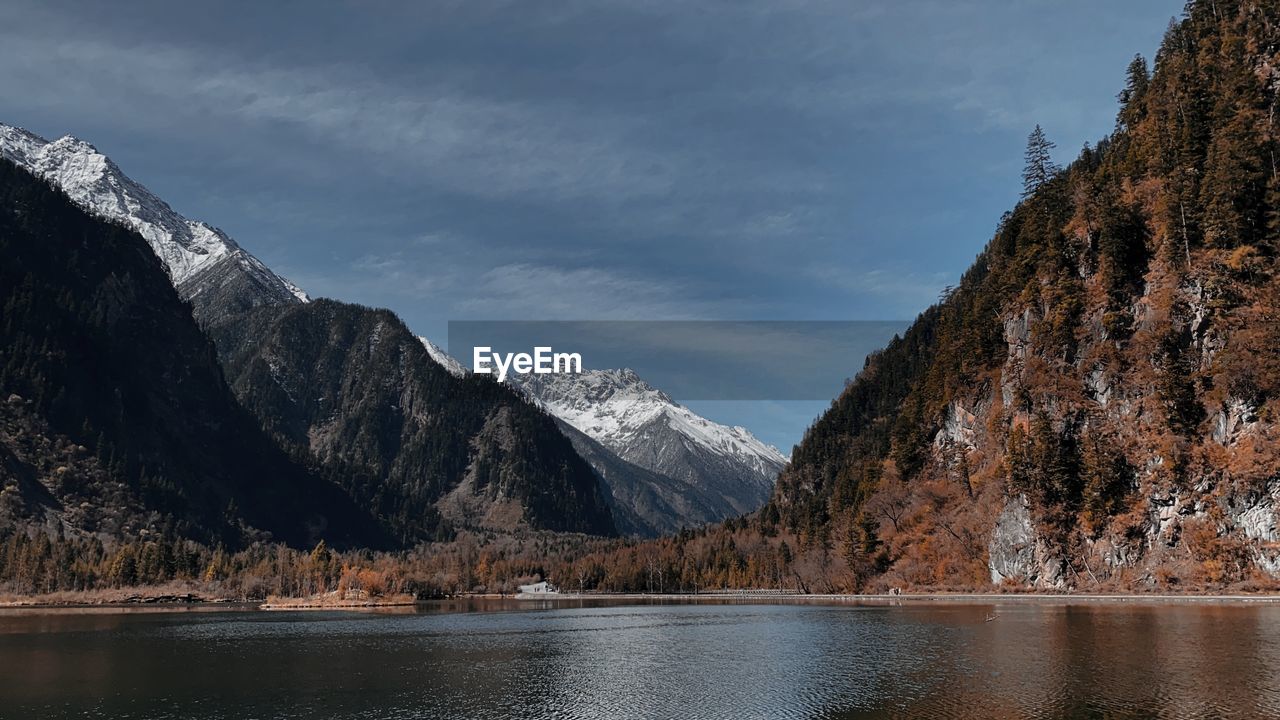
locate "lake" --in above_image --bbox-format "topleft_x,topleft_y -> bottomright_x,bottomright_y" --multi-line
2,598 -> 1279,719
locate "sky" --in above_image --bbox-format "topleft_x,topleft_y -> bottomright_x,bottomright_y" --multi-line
0,0 -> 1182,450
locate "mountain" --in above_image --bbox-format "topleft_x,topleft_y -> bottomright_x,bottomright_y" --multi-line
0,120 -> 781,541
515,369 -> 787,528
0,157 -> 384,549
209,301 -> 617,541
0,122 -> 617,542
416,345 -> 787,535
766,1 -> 1280,591
544,419 -> 726,536
0,124 -> 307,325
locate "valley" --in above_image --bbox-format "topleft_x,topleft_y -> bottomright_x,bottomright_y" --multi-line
2,0 -> 1279,606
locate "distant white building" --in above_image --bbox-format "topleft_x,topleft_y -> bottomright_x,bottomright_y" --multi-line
517,581 -> 558,595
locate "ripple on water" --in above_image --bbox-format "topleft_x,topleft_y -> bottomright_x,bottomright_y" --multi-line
2,601 -> 1279,719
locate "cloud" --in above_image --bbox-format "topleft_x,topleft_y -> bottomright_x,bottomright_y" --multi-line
0,0 -> 1180,444
456,263 -> 735,320
806,265 -> 955,314
285,251 -> 462,304
0,32 -> 688,205
0,0 -> 1113,217
0,0 -> 1179,334
300,255 -> 731,321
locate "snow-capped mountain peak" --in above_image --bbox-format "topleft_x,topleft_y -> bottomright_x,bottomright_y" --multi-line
0,123 -> 308,319
515,369 -> 786,484
417,341 -> 786,519
518,368 -> 669,434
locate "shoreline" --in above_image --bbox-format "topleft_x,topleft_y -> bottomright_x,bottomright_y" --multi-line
259,594 -> 418,610
5,589 -> 1280,612
561,591 -> 1280,605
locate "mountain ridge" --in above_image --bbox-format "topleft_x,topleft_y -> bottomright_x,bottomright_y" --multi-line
0,121 -> 624,541
516,368 -> 787,531
0,124 -> 307,324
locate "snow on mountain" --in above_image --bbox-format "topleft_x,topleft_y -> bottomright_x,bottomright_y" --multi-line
418,342 -> 785,529
0,123 -> 307,321
518,369 -> 786,480
516,368 -> 787,518
418,337 -> 468,378
517,368 -> 783,471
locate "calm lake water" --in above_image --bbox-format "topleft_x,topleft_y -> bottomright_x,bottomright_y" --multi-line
2,598 -> 1279,719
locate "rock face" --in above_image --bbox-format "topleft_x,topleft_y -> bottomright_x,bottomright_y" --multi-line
211,301 -> 617,541
550,418 -> 728,537
988,498 -> 1038,585
1213,396 -> 1259,446
0,124 -> 306,324
988,497 -> 1064,588
1226,481 -> 1280,575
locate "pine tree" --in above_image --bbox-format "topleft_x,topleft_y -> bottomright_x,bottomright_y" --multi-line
1022,125 -> 1060,198
1201,111 -> 1267,249
1116,54 -> 1150,132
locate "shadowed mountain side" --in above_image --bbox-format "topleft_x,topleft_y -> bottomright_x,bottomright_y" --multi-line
551,419 -> 728,537
208,300 -> 617,542
0,158 -> 385,549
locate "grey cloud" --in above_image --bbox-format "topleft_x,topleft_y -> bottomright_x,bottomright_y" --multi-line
2,34 -> 688,204
455,263 -> 739,320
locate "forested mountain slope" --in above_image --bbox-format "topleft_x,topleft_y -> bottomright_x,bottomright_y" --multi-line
0,158 -> 384,549
766,0 -> 1280,590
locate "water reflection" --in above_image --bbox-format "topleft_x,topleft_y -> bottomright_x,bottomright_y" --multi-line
0,599 -> 1278,719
